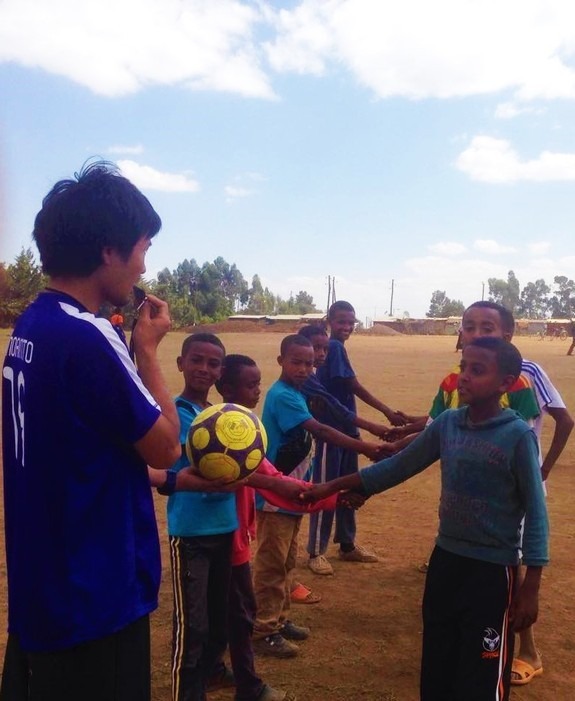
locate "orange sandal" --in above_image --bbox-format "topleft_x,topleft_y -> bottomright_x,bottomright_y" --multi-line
290,582 -> 321,604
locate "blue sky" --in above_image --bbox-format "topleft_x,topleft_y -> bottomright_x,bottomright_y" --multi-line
2,0 -> 575,322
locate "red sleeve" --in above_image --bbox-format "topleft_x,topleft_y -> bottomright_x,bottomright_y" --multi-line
255,458 -> 338,512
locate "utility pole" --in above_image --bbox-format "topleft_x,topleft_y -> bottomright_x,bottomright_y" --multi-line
389,279 -> 395,316
326,275 -> 336,311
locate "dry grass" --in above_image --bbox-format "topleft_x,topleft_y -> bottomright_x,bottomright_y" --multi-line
1,329 -> 575,700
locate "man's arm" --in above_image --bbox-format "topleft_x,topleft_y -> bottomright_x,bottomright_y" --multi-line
132,293 -> 180,469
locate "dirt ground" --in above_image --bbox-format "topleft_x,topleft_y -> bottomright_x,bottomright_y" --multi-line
1,330 -> 574,700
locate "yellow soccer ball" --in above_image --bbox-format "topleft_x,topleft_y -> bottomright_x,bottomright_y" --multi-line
186,403 -> 268,482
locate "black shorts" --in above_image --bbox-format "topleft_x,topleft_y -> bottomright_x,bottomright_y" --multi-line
0,615 -> 151,701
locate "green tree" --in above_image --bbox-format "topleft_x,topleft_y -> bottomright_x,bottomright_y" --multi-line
0,248 -> 45,326
549,276 -> 575,318
244,275 -> 279,314
148,257 -> 248,326
517,279 -> 550,319
426,290 -> 465,317
488,271 -> 520,314
293,291 -> 318,314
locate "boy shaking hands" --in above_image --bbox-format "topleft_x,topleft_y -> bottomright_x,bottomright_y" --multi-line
301,337 -> 548,701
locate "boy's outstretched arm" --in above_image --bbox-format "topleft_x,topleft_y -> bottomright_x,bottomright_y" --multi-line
248,458 -> 344,512
540,406 -> 574,480
349,376 -> 406,426
301,419 -> 441,503
510,567 -> 542,632
300,472 -> 363,504
302,417 -> 382,460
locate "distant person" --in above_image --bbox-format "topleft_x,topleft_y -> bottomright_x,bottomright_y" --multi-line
315,301 -> 405,565
110,306 -> 124,328
1,162 -> 180,701
110,306 -> 127,345
454,321 -> 463,352
302,337 -> 549,701
567,319 -> 575,355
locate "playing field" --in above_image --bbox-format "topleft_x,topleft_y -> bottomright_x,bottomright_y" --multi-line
1,330 -> 574,700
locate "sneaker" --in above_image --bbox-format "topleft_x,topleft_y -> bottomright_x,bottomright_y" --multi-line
256,684 -> 298,701
252,633 -> 299,658
206,664 -> 235,691
279,620 -> 310,641
308,554 -> 334,576
338,544 -> 379,563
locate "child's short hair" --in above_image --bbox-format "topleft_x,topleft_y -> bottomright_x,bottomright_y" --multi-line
33,160 -> 162,278
181,333 -> 226,357
469,337 -> 522,379
465,301 -> 515,335
327,300 -> 355,320
298,324 -> 327,340
216,354 -> 256,393
280,334 -> 312,357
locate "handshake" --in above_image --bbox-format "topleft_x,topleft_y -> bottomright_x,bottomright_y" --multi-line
298,482 -> 369,510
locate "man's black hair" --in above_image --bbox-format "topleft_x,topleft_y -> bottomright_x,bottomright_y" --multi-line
280,334 -> 312,357
465,301 -> 515,335
469,336 -> 522,379
33,160 -> 162,277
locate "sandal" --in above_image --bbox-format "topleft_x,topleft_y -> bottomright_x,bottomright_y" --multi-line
510,658 -> 543,685
290,582 -> 321,604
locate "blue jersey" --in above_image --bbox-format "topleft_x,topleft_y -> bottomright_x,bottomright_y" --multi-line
166,397 -> 238,537
316,339 -> 357,413
2,291 -> 162,652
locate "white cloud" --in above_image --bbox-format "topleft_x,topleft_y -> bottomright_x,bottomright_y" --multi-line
265,0 -> 575,101
225,185 -> 255,203
117,160 -> 200,192
494,102 -> 545,120
473,239 -> 517,254
428,242 -> 467,256
455,136 -> 575,183
0,0 -> 274,98
527,242 -> 551,255
224,171 -> 265,202
107,144 -> 144,155
2,0 -> 575,103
